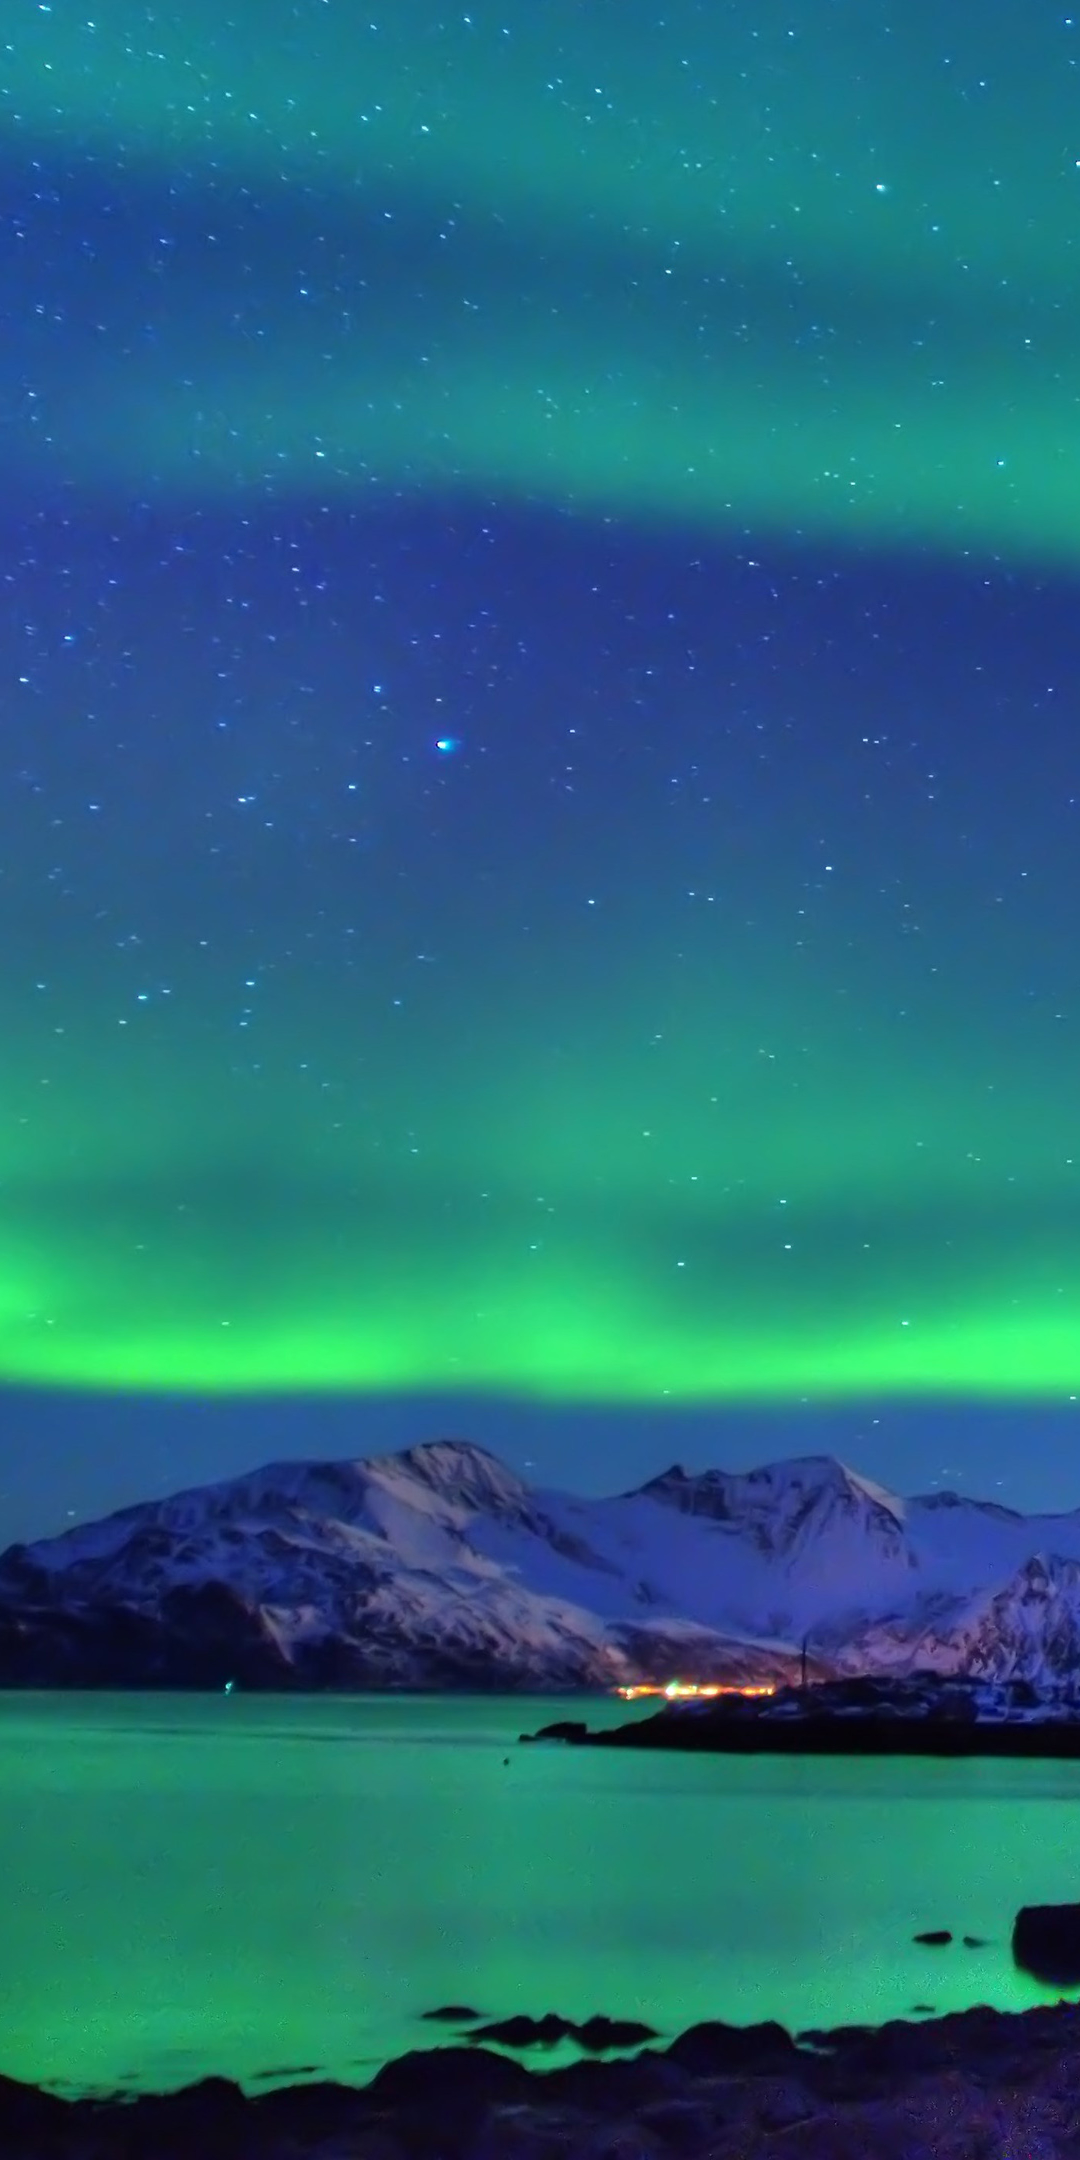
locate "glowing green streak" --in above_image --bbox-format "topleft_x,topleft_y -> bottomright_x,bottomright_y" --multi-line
0,971 -> 1077,1401
1,1263 -> 1079,1401
6,6 -> 1075,286
9,4 -> 1080,559
2,9 -> 1077,1404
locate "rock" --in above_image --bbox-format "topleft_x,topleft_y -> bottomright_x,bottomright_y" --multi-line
576,2017 -> 659,2052
543,2055 -> 685,2115
137,2073 -> 250,2122
800,2020 -> 950,2103
105,2075 -> 258,2160
799,2001 -> 1078,2107
520,1721 -> 589,1744
634,2099 -> 724,2155
1013,1901 -> 1080,1985
256,2076 -> 375,2134
913,1929 -> 952,1945
664,2018 -> 799,2077
898,2069 -> 1072,2160
795,2025 -> 874,2051
0,2075 -> 68,2145
752,2104 -> 940,2159
421,2004 -> 484,2023
470,2013 -> 574,2049
576,2128 -> 669,2160
365,2043 -> 531,2107
250,2061 -> 320,2078
468,2013 -> 658,2053
717,2074 -> 820,2132
635,2071 -> 820,2146
468,2110 -> 592,2160
315,2133 -> 407,2160
16,1998 -> 1080,2159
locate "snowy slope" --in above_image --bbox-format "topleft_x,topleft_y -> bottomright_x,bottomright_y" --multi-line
835,1554 -> 1080,1683
5,1439 -> 1080,1688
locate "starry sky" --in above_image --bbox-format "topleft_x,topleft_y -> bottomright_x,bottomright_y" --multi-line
2,0 -> 1080,1543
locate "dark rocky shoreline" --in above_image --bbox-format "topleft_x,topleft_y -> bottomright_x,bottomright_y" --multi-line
523,1673 -> 1080,1757
529,1713 -> 1080,1757
9,1998 -> 1080,2158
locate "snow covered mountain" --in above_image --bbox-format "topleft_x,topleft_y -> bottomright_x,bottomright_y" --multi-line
3,1438 -> 1080,1690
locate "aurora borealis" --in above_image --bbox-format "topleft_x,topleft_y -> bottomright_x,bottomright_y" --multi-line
2,1 -> 1080,1535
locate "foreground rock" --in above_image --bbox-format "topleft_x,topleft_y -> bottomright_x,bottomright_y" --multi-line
466,2011 -> 660,2050
524,1673 -> 1080,1756
10,2000 -> 1080,2158
1014,1902 -> 1080,1986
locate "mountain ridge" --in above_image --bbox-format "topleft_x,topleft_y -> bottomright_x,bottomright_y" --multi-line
4,1438 -> 1080,1691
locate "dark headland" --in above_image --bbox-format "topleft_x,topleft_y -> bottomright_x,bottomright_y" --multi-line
522,1673 -> 1080,1756
9,1996 -> 1080,2157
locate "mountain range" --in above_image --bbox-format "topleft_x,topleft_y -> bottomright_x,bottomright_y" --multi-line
3,1439 -> 1080,1690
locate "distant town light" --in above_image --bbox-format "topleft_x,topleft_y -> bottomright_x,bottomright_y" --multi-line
613,1681 -> 778,1700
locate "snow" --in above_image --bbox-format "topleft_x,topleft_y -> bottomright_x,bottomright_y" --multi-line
836,1462 -> 907,1525
8,1437 -> 1080,1688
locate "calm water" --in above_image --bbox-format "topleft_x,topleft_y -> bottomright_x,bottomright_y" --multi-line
5,1691 -> 1080,2096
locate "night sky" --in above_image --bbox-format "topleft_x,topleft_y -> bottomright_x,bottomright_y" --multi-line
2,0 -> 1080,1544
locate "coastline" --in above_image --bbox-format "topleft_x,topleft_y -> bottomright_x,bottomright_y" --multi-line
524,1711 -> 1080,1757
522,1676 -> 1080,1757
7,1997 -> 1080,2158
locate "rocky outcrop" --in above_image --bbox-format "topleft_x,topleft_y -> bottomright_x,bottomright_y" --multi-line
0,1591 -> 297,1690
465,2012 -> 659,2051
7,2001 -> 1080,2157
1013,1901 -> 1080,1986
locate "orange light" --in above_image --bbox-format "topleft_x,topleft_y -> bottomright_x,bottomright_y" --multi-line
613,1681 -> 778,1701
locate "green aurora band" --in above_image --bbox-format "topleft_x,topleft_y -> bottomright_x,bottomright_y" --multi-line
7,1 -> 1080,560
2,2 -> 1079,1402
1,970 -> 1077,1399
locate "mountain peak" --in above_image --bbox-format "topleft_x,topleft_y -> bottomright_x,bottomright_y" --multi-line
832,1460 -> 907,1525
8,1437 -> 1080,1691
743,1454 -> 904,1513
632,1452 -> 905,1527
370,1437 -> 531,1513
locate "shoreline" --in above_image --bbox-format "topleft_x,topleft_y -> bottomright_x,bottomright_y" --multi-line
522,1676 -> 1080,1756
6,1997 -> 1080,2158
524,1710 -> 1080,1756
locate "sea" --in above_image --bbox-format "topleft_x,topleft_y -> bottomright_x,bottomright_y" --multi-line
4,1690 -> 1080,2098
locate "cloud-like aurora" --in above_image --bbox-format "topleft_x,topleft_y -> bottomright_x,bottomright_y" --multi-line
1,1 -> 1078,1410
